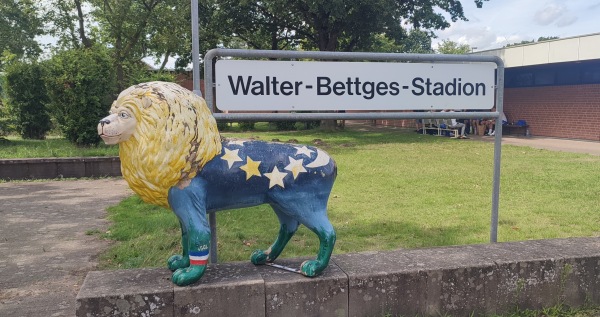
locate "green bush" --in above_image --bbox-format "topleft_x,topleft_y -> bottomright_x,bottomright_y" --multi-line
45,47 -> 117,146
3,61 -> 51,139
123,61 -> 176,87
272,120 -> 297,131
238,121 -> 255,131
217,121 -> 230,131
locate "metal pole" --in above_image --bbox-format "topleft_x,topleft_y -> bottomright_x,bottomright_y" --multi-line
191,0 -> 217,263
191,0 -> 202,98
490,62 -> 505,243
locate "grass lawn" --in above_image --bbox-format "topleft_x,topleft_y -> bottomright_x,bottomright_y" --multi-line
96,124 -> 600,270
0,135 -> 119,158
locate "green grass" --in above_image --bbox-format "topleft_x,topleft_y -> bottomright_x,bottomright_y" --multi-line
0,135 -> 119,158
98,126 -> 600,270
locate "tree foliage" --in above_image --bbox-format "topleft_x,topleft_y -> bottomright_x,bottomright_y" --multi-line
44,46 -> 116,145
3,61 -> 51,139
210,0 -> 487,54
0,0 -> 44,69
436,39 -> 471,54
505,36 -> 559,48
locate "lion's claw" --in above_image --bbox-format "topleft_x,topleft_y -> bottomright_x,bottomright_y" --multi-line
168,254 -> 190,271
250,250 -> 268,265
300,260 -> 323,277
172,265 -> 206,286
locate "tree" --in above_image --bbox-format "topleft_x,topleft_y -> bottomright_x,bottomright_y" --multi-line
537,36 -> 559,42
0,0 -> 44,69
368,29 -> 434,54
45,46 -> 116,145
44,0 -> 93,49
436,39 -> 471,54
3,61 -> 52,139
211,0 -> 490,53
210,0 -> 489,129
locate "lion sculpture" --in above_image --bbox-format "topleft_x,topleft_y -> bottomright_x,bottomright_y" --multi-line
98,81 -> 337,286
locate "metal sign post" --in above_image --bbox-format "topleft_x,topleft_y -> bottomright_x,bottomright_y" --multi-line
200,49 -> 504,262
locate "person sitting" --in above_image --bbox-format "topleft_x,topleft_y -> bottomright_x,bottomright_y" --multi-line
442,109 -> 467,139
484,111 -> 507,136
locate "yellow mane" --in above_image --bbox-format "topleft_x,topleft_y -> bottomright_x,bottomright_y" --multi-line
115,82 -> 222,208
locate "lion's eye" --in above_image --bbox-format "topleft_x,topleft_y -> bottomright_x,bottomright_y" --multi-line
119,112 -> 130,119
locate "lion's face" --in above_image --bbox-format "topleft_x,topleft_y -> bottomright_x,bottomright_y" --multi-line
98,106 -> 137,145
96,81 -> 222,208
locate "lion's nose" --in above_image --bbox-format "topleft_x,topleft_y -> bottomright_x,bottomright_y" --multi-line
99,119 -> 111,127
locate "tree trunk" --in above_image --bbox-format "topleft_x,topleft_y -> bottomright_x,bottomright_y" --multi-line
74,0 -> 92,48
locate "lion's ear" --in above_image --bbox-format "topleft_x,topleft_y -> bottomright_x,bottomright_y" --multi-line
141,96 -> 152,109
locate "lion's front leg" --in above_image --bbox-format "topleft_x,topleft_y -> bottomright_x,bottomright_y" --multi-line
168,181 -> 210,286
171,231 -> 210,286
168,220 -> 190,271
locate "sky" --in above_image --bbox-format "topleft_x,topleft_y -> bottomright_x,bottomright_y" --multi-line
432,0 -> 600,51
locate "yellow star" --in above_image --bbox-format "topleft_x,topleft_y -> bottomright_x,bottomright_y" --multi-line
284,157 -> 306,180
264,166 -> 287,189
294,146 -> 314,158
240,156 -> 262,180
220,148 -> 243,169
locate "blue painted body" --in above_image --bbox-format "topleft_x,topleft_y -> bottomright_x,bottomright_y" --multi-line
166,139 -> 337,285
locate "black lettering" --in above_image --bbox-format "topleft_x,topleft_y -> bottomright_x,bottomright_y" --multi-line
228,75 -> 253,95
412,77 -> 424,96
333,81 -> 346,95
317,77 -> 331,95
389,82 -> 400,96
280,81 -> 293,96
362,82 -> 375,100
250,81 -> 264,95
376,82 -> 388,96
424,78 -> 433,95
354,77 -> 362,96
346,77 -> 355,95
475,83 -> 485,96
271,77 -> 280,95
433,82 -> 444,96
463,83 -> 474,96
445,78 -> 456,95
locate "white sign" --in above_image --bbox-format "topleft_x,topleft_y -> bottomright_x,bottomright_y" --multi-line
215,60 -> 496,111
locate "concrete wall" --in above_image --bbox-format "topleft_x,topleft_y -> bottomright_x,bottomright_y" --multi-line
76,237 -> 600,317
0,157 -> 121,180
505,84 -> 600,141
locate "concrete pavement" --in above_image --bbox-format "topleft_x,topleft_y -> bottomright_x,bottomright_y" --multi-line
0,179 -> 132,317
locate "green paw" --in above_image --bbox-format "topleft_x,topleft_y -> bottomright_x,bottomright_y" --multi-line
301,260 -> 324,277
167,254 -> 190,272
172,265 -> 206,286
250,250 -> 268,265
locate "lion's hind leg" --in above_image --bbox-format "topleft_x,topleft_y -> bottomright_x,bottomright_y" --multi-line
251,205 -> 300,265
298,212 -> 336,277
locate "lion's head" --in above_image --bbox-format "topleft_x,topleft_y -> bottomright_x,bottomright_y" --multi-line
98,81 -> 222,208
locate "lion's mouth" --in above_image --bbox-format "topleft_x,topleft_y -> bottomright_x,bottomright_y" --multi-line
99,133 -> 121,145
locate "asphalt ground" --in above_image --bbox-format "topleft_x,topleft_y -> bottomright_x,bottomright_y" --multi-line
0,126 -> 597,317
0,179 -> 132,317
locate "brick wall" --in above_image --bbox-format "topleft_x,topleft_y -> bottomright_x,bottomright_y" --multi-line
504,84 -> 600,141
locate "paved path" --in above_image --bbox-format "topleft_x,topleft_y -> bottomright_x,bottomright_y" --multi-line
347,122 -> 600,156
0,179 -> 132,317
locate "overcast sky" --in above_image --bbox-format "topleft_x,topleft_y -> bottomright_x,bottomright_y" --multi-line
432,0 -> 600,51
